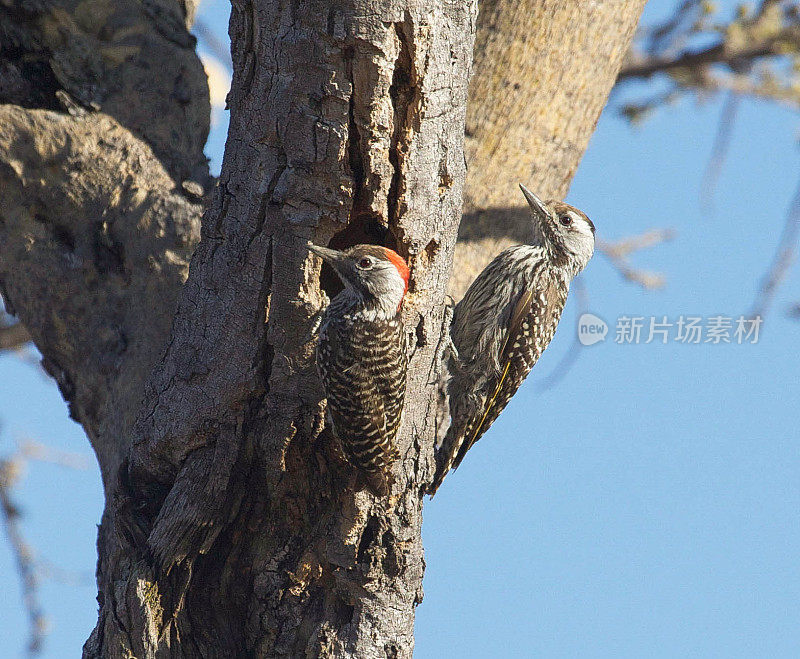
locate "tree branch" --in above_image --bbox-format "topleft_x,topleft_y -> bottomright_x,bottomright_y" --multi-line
0,108 -> 201,485
0,438 -> 91,656
0,455 -> 47,656
750,176 -> 800,319
616,0 -> 800,112
598,229 -> 676,290
700,92 -> 740,212
618,38 -> 785,81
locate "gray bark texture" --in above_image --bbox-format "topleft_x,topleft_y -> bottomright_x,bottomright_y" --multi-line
0,0 -> 643,655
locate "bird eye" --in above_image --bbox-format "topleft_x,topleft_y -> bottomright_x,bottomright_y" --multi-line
559,215 -> 572,228
358,257 -> 373,269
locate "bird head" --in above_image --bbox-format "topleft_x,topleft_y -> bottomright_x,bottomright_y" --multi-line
519,183 -> 595,277
307,243 -> 410,317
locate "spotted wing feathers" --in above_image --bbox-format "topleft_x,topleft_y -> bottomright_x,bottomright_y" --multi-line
431,279 -> 566,494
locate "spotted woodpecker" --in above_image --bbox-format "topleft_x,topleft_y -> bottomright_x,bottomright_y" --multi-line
430,185 -> 595,494
308,243 -> 410,495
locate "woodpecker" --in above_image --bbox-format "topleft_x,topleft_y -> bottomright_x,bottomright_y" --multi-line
430,185 -> 595,494
308,243 -> 410,495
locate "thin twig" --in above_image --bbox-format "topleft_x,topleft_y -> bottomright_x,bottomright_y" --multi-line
750,175 -> 800,318
0,439 -> 93,656
699,71 -> 800,110
0,457 -> 47,656
756,0 -> 784,20
19,439 -> 90,471
600,228 -> 676,259
36,559 -> 94,587
598,228 -> 676,290
646,0 -> 705,55
618,39 -> 778,82
617,1 -> 800,112
700,92 -> 740,213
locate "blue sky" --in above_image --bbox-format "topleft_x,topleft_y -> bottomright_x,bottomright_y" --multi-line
2,1 -> 799,656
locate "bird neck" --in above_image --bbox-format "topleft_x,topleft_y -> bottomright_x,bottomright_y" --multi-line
533,239 -> 590,282
334,287 -> 403,322
566,240 -> 594,279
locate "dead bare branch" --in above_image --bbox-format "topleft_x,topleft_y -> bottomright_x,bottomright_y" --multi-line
700,92 -> 740,213
646,0 -> 705,54
19,439 -> 90,471
617,1 -> 800,113
600,228 -> 677,259
619,37 -> 790,82
36,560 -> 94,587
0,438 -> 93,656
750,177 -> 800,319
597,228 -> 676,290
0,456 -> 48,656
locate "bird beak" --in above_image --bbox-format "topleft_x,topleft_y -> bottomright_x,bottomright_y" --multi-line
307,243 -> 356,287
307,243 -> 342,264
519,183 -> 555,238
519,183 -> 548,218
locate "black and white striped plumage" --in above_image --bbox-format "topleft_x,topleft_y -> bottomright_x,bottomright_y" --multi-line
309,243 -> 410,495
430,185 -> 595,495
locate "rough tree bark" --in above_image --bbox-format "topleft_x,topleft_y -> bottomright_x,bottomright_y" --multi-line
0,0 -> 209,488
101,1 -> 476,655
0,0 -> 643,656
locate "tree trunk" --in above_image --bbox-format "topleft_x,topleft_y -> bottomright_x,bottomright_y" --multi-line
0,0 -> 644,656
95,0 -> 477,655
